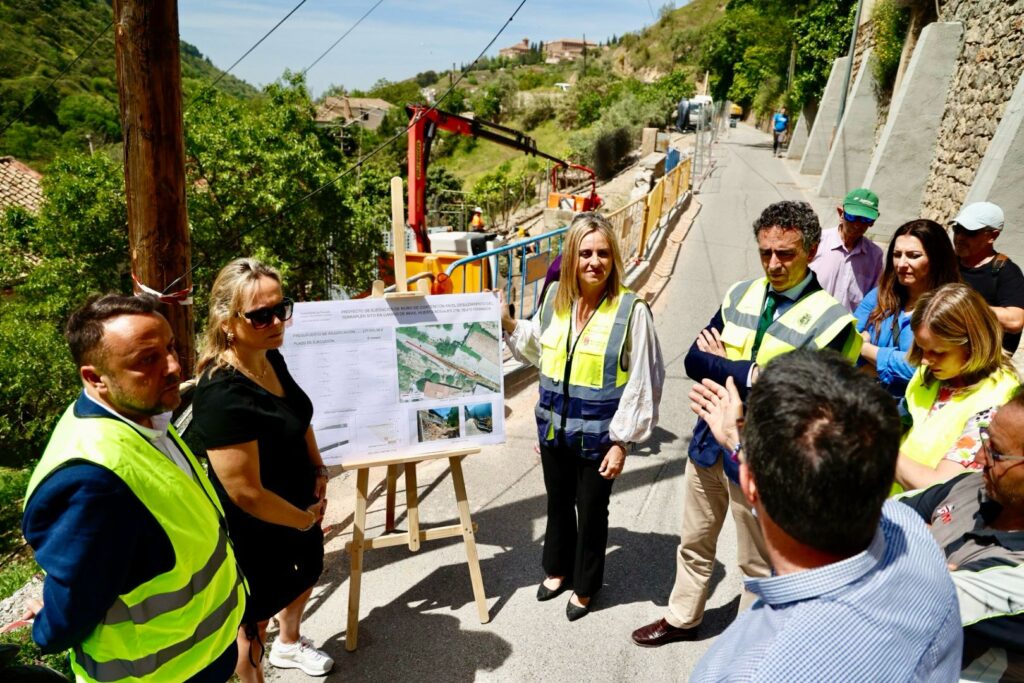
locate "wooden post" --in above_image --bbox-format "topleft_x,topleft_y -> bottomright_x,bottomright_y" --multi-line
112,0 -> 195,377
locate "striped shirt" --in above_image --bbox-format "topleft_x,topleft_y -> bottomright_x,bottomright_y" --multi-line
690,501 -> 962,682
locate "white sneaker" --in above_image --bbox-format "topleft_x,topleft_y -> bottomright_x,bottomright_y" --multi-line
268,635 -> 334,676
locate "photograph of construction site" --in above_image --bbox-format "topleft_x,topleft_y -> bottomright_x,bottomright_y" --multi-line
416,407 -> 460,443
396,321 -> 501,402
463,403 -> 494,436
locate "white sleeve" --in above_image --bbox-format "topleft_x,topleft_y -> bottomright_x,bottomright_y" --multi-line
505,316 -> 542,368
609,303 -> 665,445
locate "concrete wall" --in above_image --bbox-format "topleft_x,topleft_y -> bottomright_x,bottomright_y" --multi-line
817,49 -> 879,200
920,1 -> 1024,222
965,72 -> 1024,261
799,56 -> 850,175
785,107 -> 813,160
863,22 -> 964,241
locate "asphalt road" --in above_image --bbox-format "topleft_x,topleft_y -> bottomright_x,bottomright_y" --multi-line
267,122 -> 843,682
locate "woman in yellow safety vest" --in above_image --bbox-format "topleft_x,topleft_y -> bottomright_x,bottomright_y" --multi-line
501,213 -> 665,621
895,283 -> 1020,492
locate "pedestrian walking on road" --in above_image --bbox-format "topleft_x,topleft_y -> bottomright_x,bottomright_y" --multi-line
631,201 -> 861,648
771,106 -> 789,156
185,259 -> 333,682
501,212 -> 665,621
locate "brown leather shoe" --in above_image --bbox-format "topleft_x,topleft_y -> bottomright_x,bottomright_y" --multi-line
630,618 -> 699,647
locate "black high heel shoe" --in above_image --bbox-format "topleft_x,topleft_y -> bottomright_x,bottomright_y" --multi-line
566,594 -> 590,621
536,577 -> 568,602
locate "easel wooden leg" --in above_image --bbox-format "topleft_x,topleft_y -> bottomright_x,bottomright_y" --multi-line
449,455 -> 490,624
346,467 -> 369,652
384,464 -> 399,533
404,462 -> 420,551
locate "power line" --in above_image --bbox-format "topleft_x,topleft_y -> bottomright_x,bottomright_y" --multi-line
0,19 -> 114,138
163,0 -> 530,295
301,0 -> 387,77
185,0 -> 310,111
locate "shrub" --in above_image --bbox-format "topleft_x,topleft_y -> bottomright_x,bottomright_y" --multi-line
871,0 -> 910,92
521,100 -> 555,130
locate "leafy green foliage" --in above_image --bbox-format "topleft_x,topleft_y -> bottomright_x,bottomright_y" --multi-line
469,163 -> 538,230
0,0 -> 255,166
0,624 -> 72,677
700,0 -> 856,115
871,0 -> 910,92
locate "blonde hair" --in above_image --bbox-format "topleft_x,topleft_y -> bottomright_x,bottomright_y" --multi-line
553,212 -> 625,315
196,258 -> 282,376
908,282 -> 1014,385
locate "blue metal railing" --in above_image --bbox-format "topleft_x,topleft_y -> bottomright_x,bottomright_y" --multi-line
445,227 -> 568,320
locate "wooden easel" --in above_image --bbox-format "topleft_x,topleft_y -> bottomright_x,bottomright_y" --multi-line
343,178 -> 490,652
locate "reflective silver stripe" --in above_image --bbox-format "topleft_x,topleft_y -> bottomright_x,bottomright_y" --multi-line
601,293 -> 638,386
539,374 -> 560,392
549,415 -> 614,436
806,302 -> 853,343
721,279 -> 762,329
74,574 -> 242,682
104,530 -> 230,626
553,383 -> 628,402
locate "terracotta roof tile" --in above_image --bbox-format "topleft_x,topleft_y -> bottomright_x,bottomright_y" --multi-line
0,156 -> 43,213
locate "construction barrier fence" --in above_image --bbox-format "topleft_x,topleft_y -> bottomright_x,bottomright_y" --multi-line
431,153 -> 693,320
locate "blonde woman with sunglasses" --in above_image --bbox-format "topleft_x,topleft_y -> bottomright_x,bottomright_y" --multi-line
185,258 -> 333,682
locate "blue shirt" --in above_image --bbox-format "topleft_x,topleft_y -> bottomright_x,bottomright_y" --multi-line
772,112 -> 789,132
855,287 -> 916,399
691,501 -> 963,682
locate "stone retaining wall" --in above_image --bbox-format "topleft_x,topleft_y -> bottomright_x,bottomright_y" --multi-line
920,0 -> 1024,222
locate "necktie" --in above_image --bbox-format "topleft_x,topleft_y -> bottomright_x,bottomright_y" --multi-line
750,289 -> 779,362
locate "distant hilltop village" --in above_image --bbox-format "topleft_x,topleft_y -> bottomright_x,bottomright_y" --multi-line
498,38 -> 599,63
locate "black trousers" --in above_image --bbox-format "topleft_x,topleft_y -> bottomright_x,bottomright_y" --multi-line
539,441 -> 615,598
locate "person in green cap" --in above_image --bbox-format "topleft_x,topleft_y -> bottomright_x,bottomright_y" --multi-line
810,187 -> 884,312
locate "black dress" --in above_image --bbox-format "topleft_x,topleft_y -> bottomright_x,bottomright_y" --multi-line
185,349 -> 324,624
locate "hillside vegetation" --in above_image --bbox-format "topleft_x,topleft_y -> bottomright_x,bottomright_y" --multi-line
0,0 -> 255,166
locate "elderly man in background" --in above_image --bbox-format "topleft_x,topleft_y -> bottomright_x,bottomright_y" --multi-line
690,350 -> 963,681
901,388 -> 1024,682
952,201 -> 1024,354
809,187 -> 884,313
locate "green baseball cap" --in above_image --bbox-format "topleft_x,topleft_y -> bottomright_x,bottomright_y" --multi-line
843,188 -> 880,221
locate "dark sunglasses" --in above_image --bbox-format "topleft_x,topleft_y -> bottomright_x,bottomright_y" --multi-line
843,211 -> 875,225
238,298 -> 294,329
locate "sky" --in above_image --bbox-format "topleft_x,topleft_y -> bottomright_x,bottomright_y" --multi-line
177,0 -> 675,96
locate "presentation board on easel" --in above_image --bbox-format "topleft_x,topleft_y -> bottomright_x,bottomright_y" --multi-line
281,292 -> 506,467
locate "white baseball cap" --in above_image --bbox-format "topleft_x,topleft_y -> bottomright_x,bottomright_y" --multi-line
952,202 -> 1005,231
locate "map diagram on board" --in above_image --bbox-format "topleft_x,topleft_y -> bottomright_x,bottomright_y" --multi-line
282,293 -> 505,466
396,322 -> 501,402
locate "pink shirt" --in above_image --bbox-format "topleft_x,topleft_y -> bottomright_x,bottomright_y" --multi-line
810,226 -> 884,312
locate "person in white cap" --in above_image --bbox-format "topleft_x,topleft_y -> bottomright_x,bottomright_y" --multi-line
952,201 -> 1024,353
470,206 -> 485,231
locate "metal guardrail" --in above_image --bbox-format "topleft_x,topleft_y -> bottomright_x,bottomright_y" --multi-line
408,155 -> 695,321
444,228 -> 567,320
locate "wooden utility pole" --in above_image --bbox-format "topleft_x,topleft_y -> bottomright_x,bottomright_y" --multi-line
112,0 -> 195,377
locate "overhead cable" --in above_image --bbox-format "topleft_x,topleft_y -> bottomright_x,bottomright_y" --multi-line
185,0 -> 310,111
163,0 -> 529,295
301,0 -> 387,77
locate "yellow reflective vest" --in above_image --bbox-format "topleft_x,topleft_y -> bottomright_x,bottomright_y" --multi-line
718,276 -> 861,365
901,367 -> 1020,471
25,404 -> 246,683
536,283 -> 644,458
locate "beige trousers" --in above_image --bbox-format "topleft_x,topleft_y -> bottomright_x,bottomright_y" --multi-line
665,457 -> 771,629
